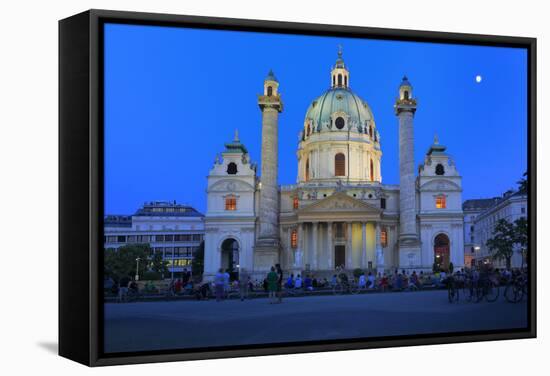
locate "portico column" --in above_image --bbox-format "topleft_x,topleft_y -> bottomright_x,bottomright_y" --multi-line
312,222 -> 318,270
287,227 -> 293,269
346,222 -> 352,269
297,223 -> 304,268
375,222 -> 384,274
361,222 -> 367,268
327,222 -> 334,270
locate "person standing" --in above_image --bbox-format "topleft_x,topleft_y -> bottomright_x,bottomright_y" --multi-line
294,274 -> 303,289
214,268 -> 225,302
238,268 -> 249,301
223,268 -> 231,299
267,266 -> 278,304
275,263 -> 283,303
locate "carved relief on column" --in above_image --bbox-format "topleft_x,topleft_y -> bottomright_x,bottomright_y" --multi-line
327,222 -> 333,270
346,222 -> 352,269
361,222 -> 367,268
311,222 -> 318,270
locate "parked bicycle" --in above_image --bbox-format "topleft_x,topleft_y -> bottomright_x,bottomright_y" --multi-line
504,272 -> 527,303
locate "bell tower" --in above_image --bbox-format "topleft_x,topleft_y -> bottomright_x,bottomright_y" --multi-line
394,76 -> 421,268
255,70 -> 283,271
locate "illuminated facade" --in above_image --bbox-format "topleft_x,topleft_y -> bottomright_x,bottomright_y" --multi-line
204,50 -> 464,279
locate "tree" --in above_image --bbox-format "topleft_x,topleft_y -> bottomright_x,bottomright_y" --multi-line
486,219 -> 515,270
192,241 -> 205,277
517,171 -> 527,193
150,250 -> 169,277
104,244 -> 150,282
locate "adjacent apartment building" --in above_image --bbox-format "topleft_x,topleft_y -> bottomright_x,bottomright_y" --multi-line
463,190 -> 527,269
104,201 -> 205,276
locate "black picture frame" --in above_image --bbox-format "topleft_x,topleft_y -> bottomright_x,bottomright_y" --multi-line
59,9 -> 537,367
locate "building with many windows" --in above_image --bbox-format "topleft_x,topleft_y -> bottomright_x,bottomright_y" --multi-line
462,198 -> 502,267
104,201 -> 204,276
203,49 -> 465,280
469,190 -> 527,268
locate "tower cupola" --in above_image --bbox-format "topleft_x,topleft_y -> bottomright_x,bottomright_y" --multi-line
264,69 -> 279,97
399,76 -> 413,101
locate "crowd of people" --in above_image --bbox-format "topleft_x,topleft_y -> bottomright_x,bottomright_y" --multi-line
109,263 -> 526,303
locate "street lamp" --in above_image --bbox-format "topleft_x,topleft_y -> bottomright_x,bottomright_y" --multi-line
135,257 -> 141,281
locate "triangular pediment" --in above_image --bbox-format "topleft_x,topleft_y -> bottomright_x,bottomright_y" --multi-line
298,191 -> 382,214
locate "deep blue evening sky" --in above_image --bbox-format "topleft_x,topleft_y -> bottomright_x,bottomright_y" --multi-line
104,23 -> 527,215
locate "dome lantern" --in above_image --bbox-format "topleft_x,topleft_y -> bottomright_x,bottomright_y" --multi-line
331,45 -> 350,89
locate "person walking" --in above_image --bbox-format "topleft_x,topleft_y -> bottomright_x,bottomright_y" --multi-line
238,268 -> 249,301
267,266 -> 278,304
275,263 -> 284,303
214,268 -> 225,302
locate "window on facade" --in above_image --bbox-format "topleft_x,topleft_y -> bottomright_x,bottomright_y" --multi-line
305,159 -> 310,182
381,228 -> 388,248
154,235 -> 164,242
117,235 -> 126,243
369,125 -> 373,138
333,76 -> 335,86
267,86 -> 273,96
164,234 -> 174,242
435,195 -> 447,209
344,76 -> 348,87
370,160 -> 374,181
521,207 -> 526,214
291,229 -> 298,248
335,153 -> 345,176
338,74 -> 342,86
435,163 -> 445,176
227,162 -> 238,175
404,90 -> 409,100
293,197 -> 299,209
225,195 -> 237,211
335,117 -> 345,130
380,198 -> 386,209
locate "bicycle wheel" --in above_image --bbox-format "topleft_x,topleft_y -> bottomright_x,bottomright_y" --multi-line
485,283 -> 500,302
350,284 -> 359,295
504,284 -> 523,303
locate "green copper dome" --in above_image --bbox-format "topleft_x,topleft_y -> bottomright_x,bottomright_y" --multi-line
304,87 -> 374,131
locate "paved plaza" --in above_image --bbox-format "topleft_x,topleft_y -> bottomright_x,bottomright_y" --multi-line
104,290 -> 527,353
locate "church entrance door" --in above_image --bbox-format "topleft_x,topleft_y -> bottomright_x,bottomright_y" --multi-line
221,238 -> 239,275
335,245 -> 346,269
434,233 -> 450,272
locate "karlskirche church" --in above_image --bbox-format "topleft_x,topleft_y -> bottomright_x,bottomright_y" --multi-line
203,49 -> 464,280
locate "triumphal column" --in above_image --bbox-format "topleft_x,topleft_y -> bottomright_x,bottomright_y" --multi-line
254,70 -> 284,271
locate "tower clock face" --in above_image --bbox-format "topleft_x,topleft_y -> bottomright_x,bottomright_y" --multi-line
335,117 -> 345,129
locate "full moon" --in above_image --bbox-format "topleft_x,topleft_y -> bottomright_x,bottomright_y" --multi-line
476,75 -> 482,83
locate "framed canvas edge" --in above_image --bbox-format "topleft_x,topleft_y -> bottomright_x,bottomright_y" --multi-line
59,8 -> 537,367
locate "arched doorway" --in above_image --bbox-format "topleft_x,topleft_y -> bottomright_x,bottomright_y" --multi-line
434,233 -> 450,272
221,238 -> 239,274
